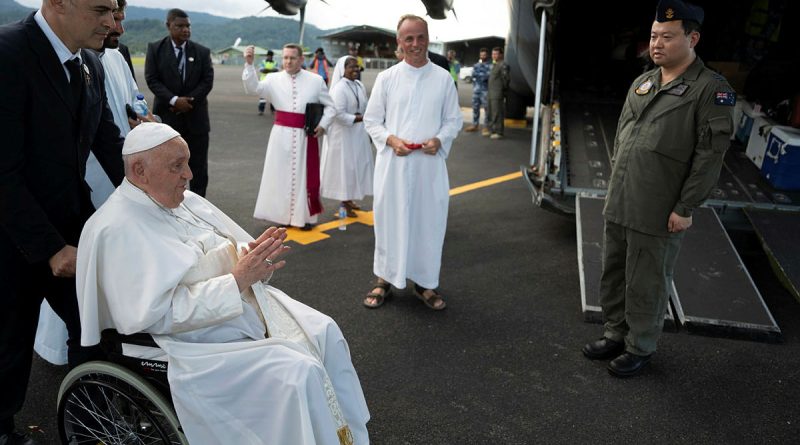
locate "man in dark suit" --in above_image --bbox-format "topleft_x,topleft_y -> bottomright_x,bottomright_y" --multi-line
0,1 -> 124,443
118,42 -> 136,82
145,8 -> 214,197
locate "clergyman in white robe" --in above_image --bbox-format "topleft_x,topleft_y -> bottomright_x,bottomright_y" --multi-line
363,56 -> 462,290
320,57 -> 374,203
76,124 -> 369,445
242,61 -> 336,227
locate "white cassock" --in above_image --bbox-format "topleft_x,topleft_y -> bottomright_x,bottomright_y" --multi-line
320,74 -> 374,201
33,48 -> 140,365
363,60 -> 462,289
242,65 -> 336,226
77,179 -> 370,445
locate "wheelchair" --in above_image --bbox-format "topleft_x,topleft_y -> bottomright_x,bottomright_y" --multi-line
56,330 -> 189,444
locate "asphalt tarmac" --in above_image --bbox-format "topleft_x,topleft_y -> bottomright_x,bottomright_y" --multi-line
17,65 -> 800,444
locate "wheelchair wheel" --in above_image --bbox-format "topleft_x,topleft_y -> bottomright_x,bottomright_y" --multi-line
57,361 -> 188,445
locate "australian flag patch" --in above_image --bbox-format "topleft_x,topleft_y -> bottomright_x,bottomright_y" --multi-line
715,91 -> 736,106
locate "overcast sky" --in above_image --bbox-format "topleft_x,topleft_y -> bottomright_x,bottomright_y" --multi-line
16,0 -> 509,41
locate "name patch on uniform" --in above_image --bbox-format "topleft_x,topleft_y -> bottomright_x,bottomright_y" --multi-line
715,91 -> 737,106
635,79 -> 653,95
664,84 -> 689,96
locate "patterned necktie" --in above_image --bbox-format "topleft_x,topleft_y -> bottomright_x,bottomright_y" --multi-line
176,46 -> 185,81
64,58 -> 82,110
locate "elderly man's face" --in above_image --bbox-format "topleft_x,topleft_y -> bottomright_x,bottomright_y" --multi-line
141,138 -> 193,208
397,18 -> 428,67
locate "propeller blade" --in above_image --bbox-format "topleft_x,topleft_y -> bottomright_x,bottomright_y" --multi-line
256,5 -> 271,15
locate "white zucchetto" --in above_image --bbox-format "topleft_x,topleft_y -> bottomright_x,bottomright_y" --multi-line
122,122 -> 181,155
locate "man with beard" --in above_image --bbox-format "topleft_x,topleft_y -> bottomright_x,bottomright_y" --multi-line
89,0 -> 153,205
0,1 -> 124,443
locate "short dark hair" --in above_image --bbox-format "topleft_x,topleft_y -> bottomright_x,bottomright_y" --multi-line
283,43 -> 303,58
681,20 -> 701,35
492,46 -> 503,54
166,8 -> 188,24
479,47 -> 488,53
115,0 -> 127,11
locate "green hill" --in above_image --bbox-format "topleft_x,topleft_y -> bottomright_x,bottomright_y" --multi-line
0,0 -> 327,55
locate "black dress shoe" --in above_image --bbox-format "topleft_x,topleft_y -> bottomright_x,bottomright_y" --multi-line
299,223 -> 314,231
0,431 -> 38,445
608,352 -> 651,378
582,337 -> 625,360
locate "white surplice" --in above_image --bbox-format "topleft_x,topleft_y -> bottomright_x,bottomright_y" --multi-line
243,65 -> 336,226
77,179 -> 369,445
363,60 -> 462,289
34,48 -> 140,366
320,76 -> 374,201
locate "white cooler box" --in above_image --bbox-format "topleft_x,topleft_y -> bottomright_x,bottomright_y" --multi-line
735,100 -> 764,144
745,115 -> 777,168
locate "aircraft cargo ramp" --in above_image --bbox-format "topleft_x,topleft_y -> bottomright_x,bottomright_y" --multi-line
577,195 -> 782,342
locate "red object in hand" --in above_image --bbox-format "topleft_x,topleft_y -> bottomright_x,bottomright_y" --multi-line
406,143 -> 423,149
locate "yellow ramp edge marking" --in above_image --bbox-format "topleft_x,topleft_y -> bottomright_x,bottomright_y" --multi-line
285,171 -> 520,245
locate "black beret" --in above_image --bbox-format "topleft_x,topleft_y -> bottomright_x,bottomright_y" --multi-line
655,0 -> 704,25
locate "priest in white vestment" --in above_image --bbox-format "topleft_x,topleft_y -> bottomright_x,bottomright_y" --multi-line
242,43 -> 336,230
320,56 -> 374,216
362,15 -> 462,310
76,123 -> 370,445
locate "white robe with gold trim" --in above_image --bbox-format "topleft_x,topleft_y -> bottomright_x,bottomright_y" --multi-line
76,179 -> 369,444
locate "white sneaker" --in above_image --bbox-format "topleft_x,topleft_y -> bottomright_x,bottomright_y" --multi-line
490,133 -> 503,140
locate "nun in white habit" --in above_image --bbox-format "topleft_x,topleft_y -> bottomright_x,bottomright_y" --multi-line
76,123 -> 370,445
320,56 -> 374,215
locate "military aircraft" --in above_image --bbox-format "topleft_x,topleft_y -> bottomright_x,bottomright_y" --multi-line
259,0 -> 459,44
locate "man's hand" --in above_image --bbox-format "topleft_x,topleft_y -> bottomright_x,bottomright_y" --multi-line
172,97 -> 194,114
49,245 -> 77,277
353,113 -> 363,123
233,232 -> 289,292
313,126 -> 325,138
668,212 -> 692,233
422,137 -> 442,155
244,45 -> 255,65
386,135 -> 414,157
128,111 -> 158,129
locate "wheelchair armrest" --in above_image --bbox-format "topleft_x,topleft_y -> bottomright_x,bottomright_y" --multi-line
100,329 -> 159,352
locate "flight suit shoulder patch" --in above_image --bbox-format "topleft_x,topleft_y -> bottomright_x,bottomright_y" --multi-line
714,90 -> 736,106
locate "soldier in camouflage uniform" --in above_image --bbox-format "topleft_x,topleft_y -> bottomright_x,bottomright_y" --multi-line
582,0 -> 735,377
465,48 -> 491,135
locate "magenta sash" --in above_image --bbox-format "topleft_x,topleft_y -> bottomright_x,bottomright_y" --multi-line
274,110 -> 323,216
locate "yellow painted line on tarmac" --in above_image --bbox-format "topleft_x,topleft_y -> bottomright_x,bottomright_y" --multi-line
285,171 -> 521,245
449,171 -> 522,196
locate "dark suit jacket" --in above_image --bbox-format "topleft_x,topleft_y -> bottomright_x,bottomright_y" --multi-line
118,43 -> 136,82
145,36 -> 213,135
0,13 -> 124,269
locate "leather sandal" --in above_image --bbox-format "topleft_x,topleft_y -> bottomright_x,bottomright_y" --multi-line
363,281 -> 391,308
413,284 -> 447,311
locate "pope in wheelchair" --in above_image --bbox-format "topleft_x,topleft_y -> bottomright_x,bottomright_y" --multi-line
71,123 -> 369,444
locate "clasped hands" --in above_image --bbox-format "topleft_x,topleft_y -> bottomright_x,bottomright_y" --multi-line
386,134 -> 441,156
233,227 -> 291,292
